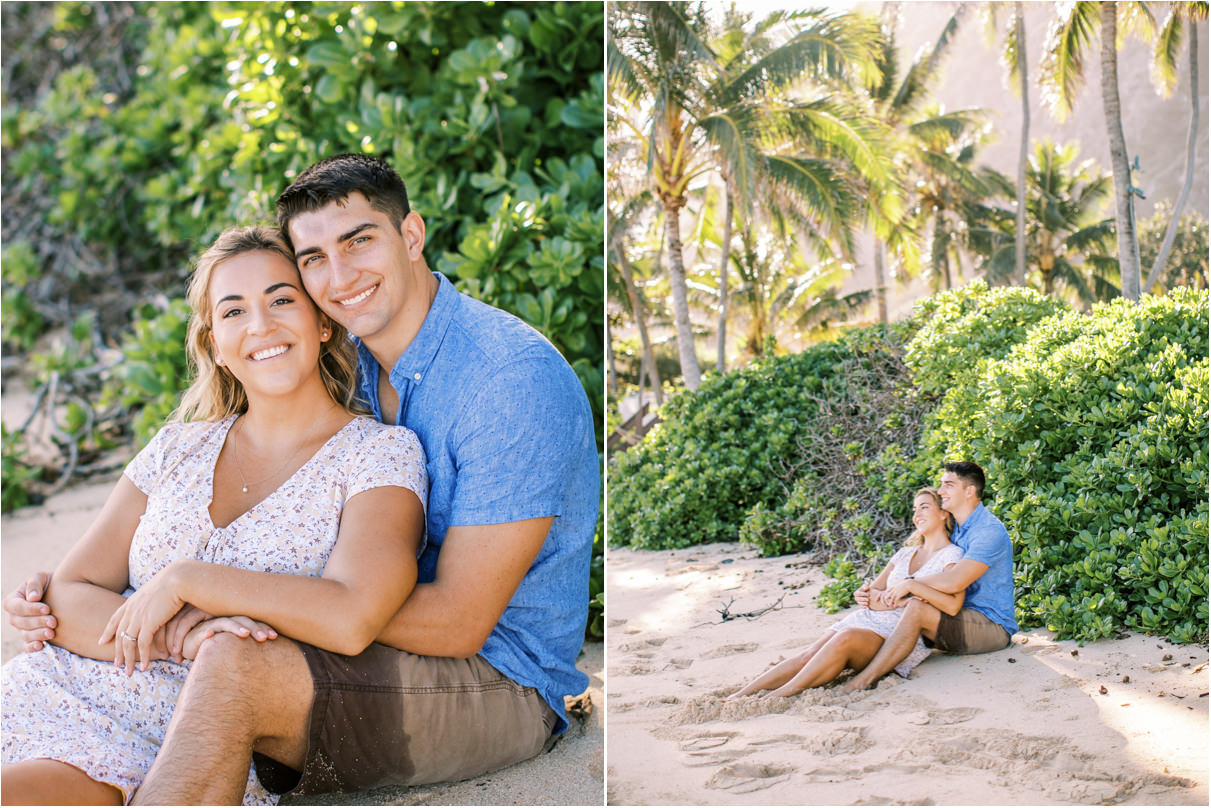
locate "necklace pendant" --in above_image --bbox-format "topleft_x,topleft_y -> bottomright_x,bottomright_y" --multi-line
242,486 -> 249,493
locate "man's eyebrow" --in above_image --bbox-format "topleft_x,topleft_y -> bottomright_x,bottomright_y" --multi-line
294,223 -> 378,263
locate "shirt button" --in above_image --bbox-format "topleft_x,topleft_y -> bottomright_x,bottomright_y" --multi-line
413,373 -> 422,381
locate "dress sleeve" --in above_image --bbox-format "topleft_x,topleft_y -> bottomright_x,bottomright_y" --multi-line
938,544 -> 965,570
346,425 -> 429,515
123,423 -> 185,495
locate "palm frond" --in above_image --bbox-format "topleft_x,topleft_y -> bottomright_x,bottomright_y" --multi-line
1041,0 -> 1100,121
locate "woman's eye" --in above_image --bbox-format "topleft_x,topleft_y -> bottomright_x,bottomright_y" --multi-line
222,307 -> 242,318
272,296 -> 293,306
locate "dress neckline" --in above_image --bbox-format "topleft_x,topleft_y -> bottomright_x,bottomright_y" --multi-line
206,414 -> 359,530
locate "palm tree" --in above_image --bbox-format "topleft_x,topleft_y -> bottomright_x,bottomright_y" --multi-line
985,141 -> 1119,302
981,1 -> 1032,286
729,221 -> 870,357
1041,1 -> 1153,301
867,2 -> 966,318
907,105 -> 1006,291
1143,1 -> 1208,293
609,1 -> 889,389
607,189 -> 664,408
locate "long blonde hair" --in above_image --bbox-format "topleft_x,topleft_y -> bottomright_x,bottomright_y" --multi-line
905,487 -> 956,546
173,226 -> 366,422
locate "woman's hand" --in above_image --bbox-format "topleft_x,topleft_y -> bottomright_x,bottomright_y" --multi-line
853,582 -> 872,608
181,616 -> 278,661
100,561 -> 191,674
879,580 -> 916,608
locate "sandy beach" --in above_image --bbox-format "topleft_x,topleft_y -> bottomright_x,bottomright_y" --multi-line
606,542 -> 1209,806
1,475 -> 603,806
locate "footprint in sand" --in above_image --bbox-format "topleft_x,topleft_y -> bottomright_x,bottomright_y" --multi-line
806,726 -> 874,756
616,636 -> 669,652
706,763 -> 793,793
904,707 -> 981,726
680,733 -> 736,751
607,618 -> 627,628
702,643 -> 759,659
664,658 -> 694,671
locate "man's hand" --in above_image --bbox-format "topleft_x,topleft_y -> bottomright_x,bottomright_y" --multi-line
4,571 -> 55,652
879,580 -> 915,608
853,581 -> 872,609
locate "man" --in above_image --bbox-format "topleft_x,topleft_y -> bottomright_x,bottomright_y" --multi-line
4,154 -> 599,802
843,460 -> 1016,692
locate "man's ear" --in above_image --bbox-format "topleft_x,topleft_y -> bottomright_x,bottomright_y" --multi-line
401,211 -> 426,259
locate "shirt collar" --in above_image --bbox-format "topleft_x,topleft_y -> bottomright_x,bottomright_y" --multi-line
956,502 -> 988,535
353,272 -> 458,395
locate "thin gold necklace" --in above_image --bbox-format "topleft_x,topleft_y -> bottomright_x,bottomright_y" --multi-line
230,414 -> 330,494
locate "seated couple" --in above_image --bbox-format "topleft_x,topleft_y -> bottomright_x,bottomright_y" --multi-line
1,154 -> 599,805
730,462 -> 1016,699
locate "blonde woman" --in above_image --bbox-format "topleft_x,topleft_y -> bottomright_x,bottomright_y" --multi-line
728,489 -> 964,699
1,226 -> 427,805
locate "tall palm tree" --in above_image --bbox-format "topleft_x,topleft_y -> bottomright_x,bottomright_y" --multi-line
607,189 -> 664,408
981,1 -> 1032,286
609,1 -> 888,389
1041,1 -> 1153,301
1143,1 -> 1208,293
867,2 -> 965,319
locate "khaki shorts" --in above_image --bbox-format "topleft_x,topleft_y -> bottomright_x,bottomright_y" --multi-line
930,608 -> 1012,654
253,642 -> 557,797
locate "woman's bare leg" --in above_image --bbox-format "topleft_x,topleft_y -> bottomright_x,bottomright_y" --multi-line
727,632 -> 835,699
765,628 -> 883,698
2,760 -> 123,805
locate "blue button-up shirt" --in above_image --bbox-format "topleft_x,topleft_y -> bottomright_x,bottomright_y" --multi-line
354,273 -> 598,732
952,502 -> 1018,635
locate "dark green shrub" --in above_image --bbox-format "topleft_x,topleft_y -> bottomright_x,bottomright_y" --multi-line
608,325 -> 911,550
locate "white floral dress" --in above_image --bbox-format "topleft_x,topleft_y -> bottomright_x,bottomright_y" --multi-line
828,543 -> 964,677
1,414 -> 427,805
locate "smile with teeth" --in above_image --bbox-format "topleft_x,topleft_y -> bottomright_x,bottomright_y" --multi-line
338,285 -> 378,307
249,344 -> 290,361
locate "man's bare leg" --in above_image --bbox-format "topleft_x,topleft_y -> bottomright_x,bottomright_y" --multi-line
133,633 -> 312,805
2,760 -> 123,805
842,598 -> 941,693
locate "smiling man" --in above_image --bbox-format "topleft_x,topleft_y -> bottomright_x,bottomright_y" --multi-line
843,460 -> 1016,692
5,154 -> 599,802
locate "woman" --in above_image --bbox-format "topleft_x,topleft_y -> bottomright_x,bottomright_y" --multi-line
727,488 -> 963,699
2,226 -> 427,805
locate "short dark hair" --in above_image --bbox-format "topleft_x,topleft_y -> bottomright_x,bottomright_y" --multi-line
276,154 -> 410,246
944,460 -> 985,499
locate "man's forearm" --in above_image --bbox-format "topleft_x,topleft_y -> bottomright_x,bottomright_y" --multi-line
912,568 -> 966,595
375,580 -> 494,658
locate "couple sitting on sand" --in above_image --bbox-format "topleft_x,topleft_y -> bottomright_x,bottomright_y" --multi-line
1,154 -> 598,805
730,461 -> 1015,699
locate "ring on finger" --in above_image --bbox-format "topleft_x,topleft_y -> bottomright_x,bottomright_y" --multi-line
120,630 -> 137,642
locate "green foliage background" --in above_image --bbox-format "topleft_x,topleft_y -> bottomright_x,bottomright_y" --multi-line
2,1 -> 604,638
609,282 -> 1209,644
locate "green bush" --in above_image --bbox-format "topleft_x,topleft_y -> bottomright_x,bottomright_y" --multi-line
101,298 -> 192,446
1,424 -> 40,514
608,325 -> 912,550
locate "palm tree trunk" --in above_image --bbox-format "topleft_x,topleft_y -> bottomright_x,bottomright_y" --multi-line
618,250 -> 663,406
663,204 -> 702,390
716,187 -> 733,373
873,240 -> 888,323
1014,1 -> 1029,287
1099,1 -> 1141,301
1144,23 -> 1199,294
